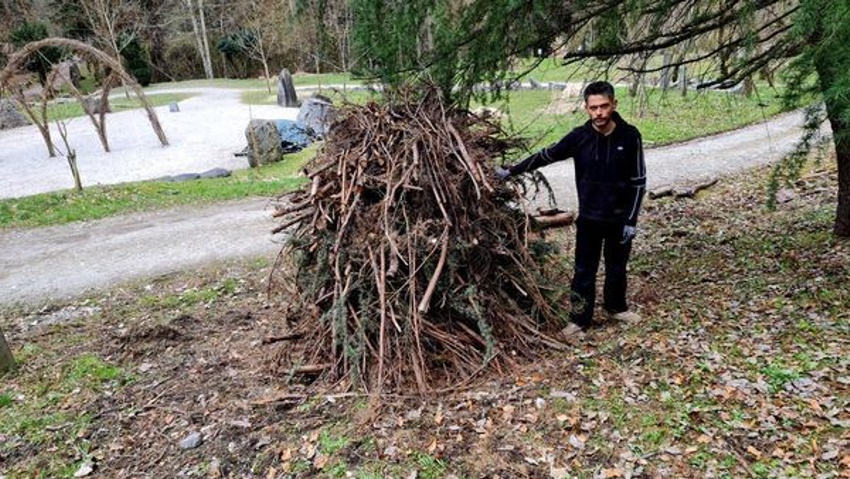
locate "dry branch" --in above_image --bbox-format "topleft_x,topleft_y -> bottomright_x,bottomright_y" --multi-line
649,177 -> 719,199
532,210 -> 576,230
270,88 -> 569,394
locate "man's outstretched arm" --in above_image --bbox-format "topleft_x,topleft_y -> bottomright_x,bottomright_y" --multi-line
625,132 -> 647,227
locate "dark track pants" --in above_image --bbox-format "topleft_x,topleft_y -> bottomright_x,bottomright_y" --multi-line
569,217 -> 632,327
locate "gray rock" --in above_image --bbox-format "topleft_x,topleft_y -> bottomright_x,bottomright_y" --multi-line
277,68 -> 299,107
53,61 -> 82,90
296,97 -> 335,139
168,101 -> 180,113
83,96 -> 110,115
198,168 -> 231,179
0,99 -> 30,130
776,188 -> 796,204
180,432 -> 203,450
171,173 -> 201,182
244,119 -> 283,167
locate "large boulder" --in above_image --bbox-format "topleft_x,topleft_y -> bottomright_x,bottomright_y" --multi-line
277,68 -> 299,107
83,96 -> 111,115
296,96 -> 335,139
0,99 -> 30,130
52,61 -> 82,90
244,119 -> 283,167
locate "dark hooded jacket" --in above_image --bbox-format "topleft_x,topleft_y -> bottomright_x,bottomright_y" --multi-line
508,111 -> 646,226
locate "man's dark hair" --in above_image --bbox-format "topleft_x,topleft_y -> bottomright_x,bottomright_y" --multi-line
583,81 -> 615,101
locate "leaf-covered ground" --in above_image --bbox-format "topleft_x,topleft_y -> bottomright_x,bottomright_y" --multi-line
0,157 -> 847,479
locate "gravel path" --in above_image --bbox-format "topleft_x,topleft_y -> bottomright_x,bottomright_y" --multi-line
0,90 -> 818,306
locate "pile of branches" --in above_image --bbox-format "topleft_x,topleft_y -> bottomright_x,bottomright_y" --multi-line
271,89 -> 568,394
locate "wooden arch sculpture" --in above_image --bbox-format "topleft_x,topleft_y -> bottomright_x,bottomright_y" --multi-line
0,37 -> 169,154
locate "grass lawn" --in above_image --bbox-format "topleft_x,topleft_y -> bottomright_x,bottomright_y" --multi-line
0,146 -> 316,229
42,92 -> 197,123
143,72 -> 360,92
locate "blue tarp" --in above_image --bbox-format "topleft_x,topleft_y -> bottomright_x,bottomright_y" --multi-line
275,119 -> 312,153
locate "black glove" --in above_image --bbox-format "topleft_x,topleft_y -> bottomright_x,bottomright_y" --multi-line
621,225 -> 637,244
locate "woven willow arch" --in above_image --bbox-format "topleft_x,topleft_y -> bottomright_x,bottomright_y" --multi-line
0,37 -> 169,147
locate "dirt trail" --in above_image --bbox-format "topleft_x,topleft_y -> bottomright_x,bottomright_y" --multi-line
0,109 -> 817,307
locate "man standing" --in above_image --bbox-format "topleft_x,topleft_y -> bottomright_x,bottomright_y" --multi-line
498,81 -> 646,336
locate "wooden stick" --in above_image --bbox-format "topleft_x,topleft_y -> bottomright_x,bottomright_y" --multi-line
261,332 -> 305,344
532,211 -> 576,229
271,210 -> 312,234
418,231 -> 450,313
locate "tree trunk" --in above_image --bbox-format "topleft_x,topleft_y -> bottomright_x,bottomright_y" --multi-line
829,117 -> 850,237
147,3 -> 169,83
185,0 -> 213,79
659,50 -> 673,90
0,327 -> 14,375
14,90 -> 55,157
814,28 -> 850,237
197,0 -> 214,79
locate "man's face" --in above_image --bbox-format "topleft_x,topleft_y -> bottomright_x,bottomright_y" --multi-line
584,94 -> 617,131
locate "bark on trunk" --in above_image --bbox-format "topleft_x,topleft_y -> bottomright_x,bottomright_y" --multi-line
186,0 -> 213,79
0,328 -> 14,375
198,0 -> 214,79
831,123 -> 850,237
815,34 -> 850,237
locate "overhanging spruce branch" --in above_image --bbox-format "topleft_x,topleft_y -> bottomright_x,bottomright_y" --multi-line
616,11 -> 798,76
561,0 -> 795,60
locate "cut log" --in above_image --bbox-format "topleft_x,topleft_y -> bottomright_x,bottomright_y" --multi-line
532,210 -> 576,229
673,177 -> 718,198
648,186 -> 674,199
649,177 -> 718,199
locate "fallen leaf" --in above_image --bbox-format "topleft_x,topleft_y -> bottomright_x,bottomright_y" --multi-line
822,449 -> 839,461
280,448 -> 292,461
313,452 -> 328,469
568,434 -> 585,450
73,462 -> 94,477
550,466 -> 570,478
602,468 -> 623,478
427,438 -> 438,453
746,446 -> 762,458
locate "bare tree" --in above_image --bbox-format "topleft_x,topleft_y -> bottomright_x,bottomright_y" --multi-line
236,0 -> 290,91
11,72 -> 57,156
182,0 -> 214,79
77,0 -> 141,59
56,119 -> 83,191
